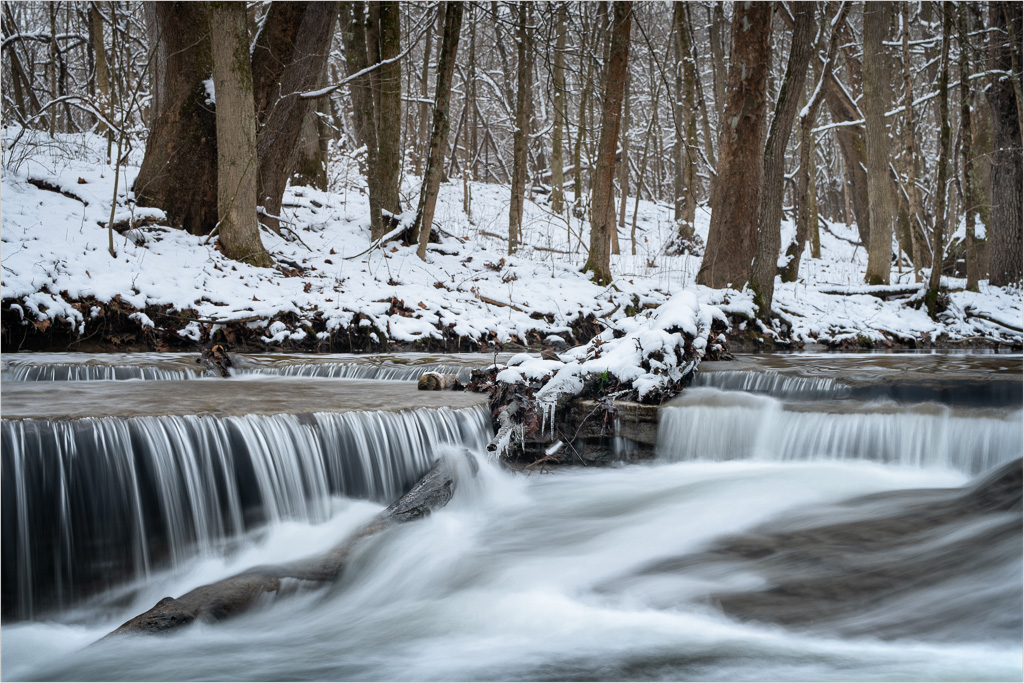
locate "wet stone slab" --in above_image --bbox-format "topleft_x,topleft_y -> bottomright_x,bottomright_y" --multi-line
2,376 -> 489,420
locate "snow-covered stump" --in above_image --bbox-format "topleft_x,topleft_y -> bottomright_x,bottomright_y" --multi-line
471,290 -> 721,463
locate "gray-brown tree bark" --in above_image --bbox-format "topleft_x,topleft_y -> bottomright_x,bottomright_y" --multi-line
863,1 -> 896,286
414,1 -> 463,260
133,2 -> 218,236
374,1 -> 403,232
250,1 -> 338,234
987,1 -> 1023,287
959,2 -> 982,291
550,3 -> 568,215
583,1 -> 632,286
339,1 -> 384,239
697,2 -> 773,290
927,2 -> 953,317
749,1 -> 816,317
508,2 -> 530,255
210,2 -> 272,268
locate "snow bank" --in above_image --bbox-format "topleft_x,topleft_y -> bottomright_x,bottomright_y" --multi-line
1,127 -> 1020,352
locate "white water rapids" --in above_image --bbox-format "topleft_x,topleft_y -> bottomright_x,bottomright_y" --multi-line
1,353 -> 1021,681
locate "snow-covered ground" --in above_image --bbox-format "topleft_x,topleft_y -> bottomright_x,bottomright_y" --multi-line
2,128 -> 1021,352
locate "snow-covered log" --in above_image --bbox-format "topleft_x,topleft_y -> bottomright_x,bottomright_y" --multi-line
473,290 -> 721,461
103,450 -> 475,638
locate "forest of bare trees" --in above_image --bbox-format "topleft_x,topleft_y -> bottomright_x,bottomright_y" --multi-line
2,1 -> 1022,319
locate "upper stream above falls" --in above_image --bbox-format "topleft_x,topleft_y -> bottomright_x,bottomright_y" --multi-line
1,350 -> 1021,681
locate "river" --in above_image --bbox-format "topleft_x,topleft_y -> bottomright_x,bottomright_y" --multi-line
1,351 -> 1020,681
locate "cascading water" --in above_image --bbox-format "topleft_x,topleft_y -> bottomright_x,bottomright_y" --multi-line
0,406 -> 491,621
2,352 -> 1020,682
692,369 -> 850,399
5,362 -> 476,383
657,387 -> 1023,474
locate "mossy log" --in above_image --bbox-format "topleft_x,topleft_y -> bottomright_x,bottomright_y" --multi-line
104,450 -> 475,638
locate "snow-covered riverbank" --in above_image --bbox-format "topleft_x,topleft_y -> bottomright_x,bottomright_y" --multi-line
2,129 -> 1020,352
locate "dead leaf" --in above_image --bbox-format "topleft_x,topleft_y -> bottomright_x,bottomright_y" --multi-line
417,301 -> 427,309
77,177 -> 87,184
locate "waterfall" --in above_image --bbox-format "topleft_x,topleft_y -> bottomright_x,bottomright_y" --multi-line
657,388 -> 1022,474
6,364 -> 200,381
692,369 -> 850,399
6,362 -> 476,383
241,363 -> 475,382
1,405 -> 491,621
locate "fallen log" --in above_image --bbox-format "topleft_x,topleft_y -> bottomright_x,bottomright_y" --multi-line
104,450 -> 475,638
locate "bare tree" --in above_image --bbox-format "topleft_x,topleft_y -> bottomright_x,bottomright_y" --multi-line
133,3 -> 217,236
209,1 -> 271,268
987,1 -> 1023,286
863,1 -> 895,285
508,2 -> 531,255
749,1 -> 816,317
697,2 -> 773,289
414,2 -> 464,260
583,1 -> 632,286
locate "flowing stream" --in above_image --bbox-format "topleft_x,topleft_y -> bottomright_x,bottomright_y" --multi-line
1,351 -> 1020,681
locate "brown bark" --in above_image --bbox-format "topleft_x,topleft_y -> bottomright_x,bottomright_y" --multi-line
89,3 -> 110,136
927,3 -> 953,317
749,1 -> 816,316
375,1 -> 403,226
987,2 -> 1024,286
864,1 -> 896,286
959,3 -> 981,291
415,6 -> 436,177
696,2 -> 773,290
508,2 -> 530,255
822,75 -> 871,246
414,1 -> 463,261
584,1 -> 632,286
901,2 -> 924,282
550,3 -> 567,214
133,2 -> 218,236
251,2 -> 338,233
340,2 -> 383,239
210,2 -> 272,268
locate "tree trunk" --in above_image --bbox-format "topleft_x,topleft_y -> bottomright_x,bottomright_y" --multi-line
583,1 -> 632,286
822,77 -> 871,246
749,1 -> 816,316
89,3 -> 110,137
375,1 -> 403,227
697,2 -> 773,290
987,1 -> 1023,287
133,2 -> 218,236
210,2 -> 272,268
414,2 -> 463,260
959,3 -> 981,291
339,2 -> 383,239
863,1 -> 895,286
902,2 -> 924,282
415,6 -> 435,177
290,65 -> 330,191
927,3 -> 953,317
251,2 -> 338,233
507,2 -> 530,255
550,4 -> 567,214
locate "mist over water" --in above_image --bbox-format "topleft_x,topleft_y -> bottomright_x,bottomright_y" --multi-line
2,353 -> 1021,681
